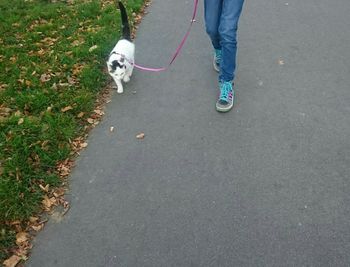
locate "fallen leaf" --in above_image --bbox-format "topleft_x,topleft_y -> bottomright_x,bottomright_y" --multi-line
87,118 -> 94,124
57,165 -> 70,177
42,195 -> 56,210
80,142 -> 88,148
31,224 -> 44,232
61,106 -> 73,112
9,220 -> 21,226
40,73 -> 51,83
18,118 -> 24,125
136,133 -> 145,139
53,188 -> 65,197
25,80 -> 31,87
278,59 -> 285,65
89,45 -> 98,52
71,39 -> 84,46
94,109 -> 104,116
39,184 -> 49,192
37,48 -> 46,56
0,83 -> 8,90
16,232 -> 28,245
77,112 -> 85,118
72,63 -> 84,75
14,246 -> 30,258
29,216 -> 39,223
3,255 -> 21,267
11,56 -> 18,63
67,76 -> 76,85
41,37 -> 58,46
110,126 -> 114,132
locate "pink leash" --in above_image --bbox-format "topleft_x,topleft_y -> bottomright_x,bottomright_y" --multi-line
131,0 -> 199,72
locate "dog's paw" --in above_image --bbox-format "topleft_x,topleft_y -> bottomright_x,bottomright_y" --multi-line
117,88 -> 124,94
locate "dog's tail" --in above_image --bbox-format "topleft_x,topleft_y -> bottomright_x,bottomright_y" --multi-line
118,1 -> 131,41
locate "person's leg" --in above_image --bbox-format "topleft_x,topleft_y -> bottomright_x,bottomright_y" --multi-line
204,0 -> 223,50
218,0 -> 244,82
204,0 -> 223,72
216,0 -> 244,112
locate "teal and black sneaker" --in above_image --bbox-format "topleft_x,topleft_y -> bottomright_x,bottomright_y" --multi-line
216,81 -> 234,112
213,49 -> 221,72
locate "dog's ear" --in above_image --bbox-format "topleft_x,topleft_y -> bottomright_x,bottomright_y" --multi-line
120,57 -> 125,63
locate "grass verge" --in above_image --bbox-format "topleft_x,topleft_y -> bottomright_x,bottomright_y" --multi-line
0,0 -> 145,263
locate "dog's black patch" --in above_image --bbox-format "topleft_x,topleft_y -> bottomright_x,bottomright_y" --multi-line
111,60 -> 125,71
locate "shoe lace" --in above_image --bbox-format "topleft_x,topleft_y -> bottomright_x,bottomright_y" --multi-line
219,82 -> 232,102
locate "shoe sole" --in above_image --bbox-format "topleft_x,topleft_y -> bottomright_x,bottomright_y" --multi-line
213,56 -> 220,72
216,102 -> 234,112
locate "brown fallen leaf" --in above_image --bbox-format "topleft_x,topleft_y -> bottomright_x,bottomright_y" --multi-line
16,232 -> 28,245
31,224 -> 44,232
80,142 -> 88,148
42,195 -> 56,210
53,188 -> 65,198
136,133 -> 145,139
29,216 -> 39,223
14,244 -> 30,258
17,118 -> 24,125
0,83 -> 8,90
3,255 -> 21,267
61,106 -> 73,112
9,220 -> 21,226
40,73 -> 51,83
41,140 -> 49,150
77,112 -> 85,118
25,80 -> 31,87
39,184 -> 49,192
71,39 -> 84,46
87,118 -> 94,124
57,164 -> 70,177
72,63 -> 84,75
94,109 -> 104,116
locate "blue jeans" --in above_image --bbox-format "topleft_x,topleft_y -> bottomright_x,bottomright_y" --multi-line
204,0 -> 244,82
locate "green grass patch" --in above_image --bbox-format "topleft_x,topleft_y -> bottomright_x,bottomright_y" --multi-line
0,0 -> 144,261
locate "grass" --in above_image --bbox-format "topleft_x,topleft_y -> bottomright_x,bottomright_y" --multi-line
0,0 -> 144,261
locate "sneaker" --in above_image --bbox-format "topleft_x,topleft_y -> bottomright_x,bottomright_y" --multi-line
216,81 -> 234,112
213,49 -> 221,72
